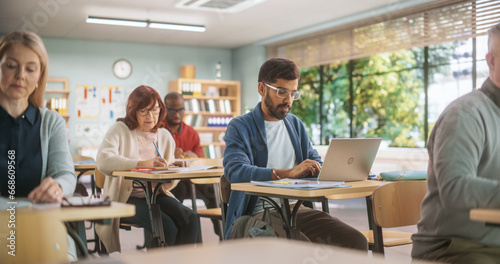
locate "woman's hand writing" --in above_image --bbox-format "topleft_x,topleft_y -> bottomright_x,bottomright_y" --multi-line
137,157 -> 168,168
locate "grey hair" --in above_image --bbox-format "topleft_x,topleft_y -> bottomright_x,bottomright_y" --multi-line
487,23 -> 500,52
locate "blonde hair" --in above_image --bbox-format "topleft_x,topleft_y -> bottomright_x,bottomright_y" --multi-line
487,23 -> 500,53
0,31 -> 49,108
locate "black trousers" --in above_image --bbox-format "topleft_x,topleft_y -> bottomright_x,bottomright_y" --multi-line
121,193 -> 200,246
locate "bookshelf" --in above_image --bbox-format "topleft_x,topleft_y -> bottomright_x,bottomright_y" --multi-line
169,78 -> 241,158
45,78 -> 70,127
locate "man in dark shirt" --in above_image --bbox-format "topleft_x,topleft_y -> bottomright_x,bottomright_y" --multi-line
164,92 -> 221,238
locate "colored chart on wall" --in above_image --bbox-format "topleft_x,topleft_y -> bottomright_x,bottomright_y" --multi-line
100,86 -> 124,120
75,85 -> 99,118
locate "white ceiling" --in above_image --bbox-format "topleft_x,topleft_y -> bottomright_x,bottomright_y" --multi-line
1,0 -> 404,49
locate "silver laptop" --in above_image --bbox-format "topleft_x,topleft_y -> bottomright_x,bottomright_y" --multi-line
317,138 -> 382,182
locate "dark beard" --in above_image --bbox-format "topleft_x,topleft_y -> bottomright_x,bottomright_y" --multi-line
167,118 -> 181,127
264,93 -> 290,120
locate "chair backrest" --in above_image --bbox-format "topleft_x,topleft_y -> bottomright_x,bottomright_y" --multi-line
94,169 -> 106,190
190,158 -> 223,185
72,155 -> 94,162
372,180 -> 427,228
219,175 -> 231,204
219,174 -> 230,239
189,158 -> 223,167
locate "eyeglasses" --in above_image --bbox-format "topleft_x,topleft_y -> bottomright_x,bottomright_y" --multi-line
264,83 -> 301,100
137,107 -> 161,116
166,108 -> 185,114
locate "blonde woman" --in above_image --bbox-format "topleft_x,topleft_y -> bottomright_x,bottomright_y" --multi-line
0,30 -> 77,259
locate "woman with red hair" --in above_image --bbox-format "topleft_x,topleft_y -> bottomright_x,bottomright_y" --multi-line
96,85 -> 199,252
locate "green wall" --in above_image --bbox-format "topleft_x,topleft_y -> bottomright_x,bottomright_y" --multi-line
43,37 -> 237,154
232,44 -> 267,113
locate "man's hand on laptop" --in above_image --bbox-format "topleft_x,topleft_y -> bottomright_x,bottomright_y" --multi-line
275,160 -> 321,179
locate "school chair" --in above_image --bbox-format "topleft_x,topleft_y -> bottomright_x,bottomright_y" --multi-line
188,158 -> 224,241
219,174 -> 231,239
93,170 -> 151,252
72,155 -> 96,197
363,180 -> 427,254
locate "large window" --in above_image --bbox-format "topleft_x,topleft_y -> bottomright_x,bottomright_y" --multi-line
279,0 -> 500,147
293,36 -> 488,147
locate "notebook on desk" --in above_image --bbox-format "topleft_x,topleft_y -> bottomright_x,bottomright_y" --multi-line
316,138 -> 381,182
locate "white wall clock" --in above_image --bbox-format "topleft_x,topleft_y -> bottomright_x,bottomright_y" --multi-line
113,59 -> 132,79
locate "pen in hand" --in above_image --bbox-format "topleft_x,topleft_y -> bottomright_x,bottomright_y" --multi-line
153,141 -> 162,158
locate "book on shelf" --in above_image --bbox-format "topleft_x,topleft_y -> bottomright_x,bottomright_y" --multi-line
191,98 -> 199,113
202,146 -> 208,158
184,114 -> 193,126
201,144 -> 223,158
214,145 -> 222,158
224,99 -> 232,114
181,82 -> 202,96
206,116 -> 232,127
218,99 -> 226,114
184,100 -> 191,111
207,99 -> 216,114
208,144 -> 216,159
198,99 -> 206,112
193,83 -> 202,96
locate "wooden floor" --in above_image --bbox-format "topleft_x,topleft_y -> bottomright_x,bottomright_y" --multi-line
80,176 -> 415,263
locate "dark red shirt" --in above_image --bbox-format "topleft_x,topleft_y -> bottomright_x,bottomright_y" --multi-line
165,121 -> 202,157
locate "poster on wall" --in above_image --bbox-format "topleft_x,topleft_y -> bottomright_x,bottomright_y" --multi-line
75,85 -> 99,118
75,123 -> 99,137
100,86 -> 124,120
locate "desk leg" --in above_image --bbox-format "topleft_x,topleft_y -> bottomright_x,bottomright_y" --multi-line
189,182 -> 203,243
366,195 -> 384,253
144,181 -> 166,247
321,198 -> 329,213
281,199 -> 303,240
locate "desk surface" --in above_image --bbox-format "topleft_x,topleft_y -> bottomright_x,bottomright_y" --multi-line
89,238 -> 431,264
470,208 -> 500,224
231,180 -> 387,198
1,202 -> 134,264
112,168 -> 224,180
74,163 -> 97,170
16,201 -> 135,221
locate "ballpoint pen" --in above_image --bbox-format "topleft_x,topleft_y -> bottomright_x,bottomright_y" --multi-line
153,141 -> 162,158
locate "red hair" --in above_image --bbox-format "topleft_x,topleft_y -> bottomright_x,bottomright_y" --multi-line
117,85 -> 166,132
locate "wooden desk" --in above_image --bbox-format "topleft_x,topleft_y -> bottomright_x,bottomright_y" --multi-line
74,163 -> 97,178
231,180 -> 387,239
73,237 -> 433,264
0,202 -> 134,264
112,168 -> 224,246
470,208 -> 500,225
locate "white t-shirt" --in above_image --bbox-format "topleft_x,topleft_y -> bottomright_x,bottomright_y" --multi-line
252,120 -> 297,215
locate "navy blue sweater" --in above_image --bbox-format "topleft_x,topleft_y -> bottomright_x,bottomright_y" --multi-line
223,102 -> 321,239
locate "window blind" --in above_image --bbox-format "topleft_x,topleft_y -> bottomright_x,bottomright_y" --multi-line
267,0 -> 500,68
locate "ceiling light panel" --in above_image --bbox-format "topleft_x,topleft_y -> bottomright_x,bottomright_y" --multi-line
86,16 -> 147,27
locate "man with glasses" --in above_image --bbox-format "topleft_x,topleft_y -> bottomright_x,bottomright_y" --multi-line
223,58 -> 368,250
164,92 -> 202,159
164,92 -> 222,238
